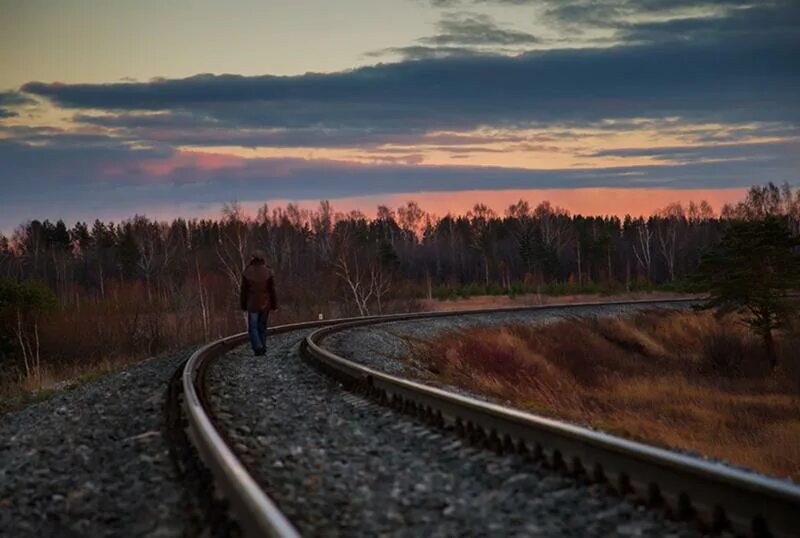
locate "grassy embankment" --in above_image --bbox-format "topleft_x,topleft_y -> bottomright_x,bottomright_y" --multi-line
407,309 -> 800,481
0,290 -> 688,415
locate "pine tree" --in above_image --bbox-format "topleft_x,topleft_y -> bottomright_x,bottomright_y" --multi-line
695,216 -> 800,368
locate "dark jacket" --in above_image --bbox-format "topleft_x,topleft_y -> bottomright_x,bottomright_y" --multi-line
240,261 -> 277,312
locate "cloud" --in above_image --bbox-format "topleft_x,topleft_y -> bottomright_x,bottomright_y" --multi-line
73,111 -> 219,130
420,12 -> 540,46
73,109 -> 542,149
0,91 -> 32,107
429,0 -> 759,16
369,11 -> 541,59
365,45 -> 488,60
588,139 -> 800,165
22,31 -> 800,136
0,90 -> 34,119
423,1 -> 798,48
616,3 -> 800,45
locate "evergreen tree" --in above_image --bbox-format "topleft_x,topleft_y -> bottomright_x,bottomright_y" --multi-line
0,279 -> 58,374
116,223 -> 140,280
695,216 -> 800,367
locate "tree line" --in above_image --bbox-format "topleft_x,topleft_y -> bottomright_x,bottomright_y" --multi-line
1,182 -> 799,387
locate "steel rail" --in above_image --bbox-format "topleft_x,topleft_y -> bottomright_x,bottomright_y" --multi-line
303,298 -> 800,538
180,299 -> 688,536
182,319 -> 346,538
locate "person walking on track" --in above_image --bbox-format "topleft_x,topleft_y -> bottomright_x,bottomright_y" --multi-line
240,249 -> 277,356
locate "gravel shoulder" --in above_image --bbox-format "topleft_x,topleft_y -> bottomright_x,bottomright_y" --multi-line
207,326 -> 700,537
0,351 -> 194,538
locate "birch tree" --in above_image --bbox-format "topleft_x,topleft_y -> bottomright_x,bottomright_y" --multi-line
632,218 -> 653,280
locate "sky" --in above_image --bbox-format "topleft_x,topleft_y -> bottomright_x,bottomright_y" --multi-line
0,0 -> 798,230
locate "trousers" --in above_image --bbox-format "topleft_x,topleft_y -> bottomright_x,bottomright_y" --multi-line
247,310 -> 269,351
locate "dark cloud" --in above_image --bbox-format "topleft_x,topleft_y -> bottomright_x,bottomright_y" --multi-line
420,12 -> 540,46
73,111 -> 220,130
617,3 -> 800,45
73,112 -> 416,148
0,90 -> 34,120
0,91 -> 33,107
589,140 -> 800,165
0,123 -> 170,155
424,1 -> 798,47
690,124 -> 800,144
541,0 -> 764,22
370,11 -> 539,58
74,111 -> 535,149
23,32 -> 800,135
0,137 -> 172,209
431,0 -> 760,15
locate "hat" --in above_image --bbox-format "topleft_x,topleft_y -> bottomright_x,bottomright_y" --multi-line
251,249 -> 266,261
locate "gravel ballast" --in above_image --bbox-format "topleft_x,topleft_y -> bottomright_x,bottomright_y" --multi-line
207,319 -> 701,538
0,351 -> 195,537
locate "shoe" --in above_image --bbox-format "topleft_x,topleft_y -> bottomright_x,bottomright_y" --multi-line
255,348 -> 266,356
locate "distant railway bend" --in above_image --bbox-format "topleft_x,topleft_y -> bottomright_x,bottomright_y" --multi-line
178,299 -> 800,538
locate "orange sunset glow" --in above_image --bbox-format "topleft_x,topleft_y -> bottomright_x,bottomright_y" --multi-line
325,188 -> 746,219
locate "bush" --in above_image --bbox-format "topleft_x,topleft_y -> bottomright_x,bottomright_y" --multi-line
699,327 -> 755,376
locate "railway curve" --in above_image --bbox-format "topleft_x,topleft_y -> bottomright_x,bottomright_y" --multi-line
178,299 -> 800,537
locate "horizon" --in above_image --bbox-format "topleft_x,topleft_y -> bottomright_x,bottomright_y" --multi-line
1,186 -> 752,235
1,1 -> 798,231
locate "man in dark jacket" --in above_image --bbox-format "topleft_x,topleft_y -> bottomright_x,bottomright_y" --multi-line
240,249 -> 277,356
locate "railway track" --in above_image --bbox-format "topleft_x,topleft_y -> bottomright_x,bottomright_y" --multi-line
173,299 -> 800,537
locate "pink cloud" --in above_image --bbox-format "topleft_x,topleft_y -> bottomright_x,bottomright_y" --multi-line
137,150 -> 247,176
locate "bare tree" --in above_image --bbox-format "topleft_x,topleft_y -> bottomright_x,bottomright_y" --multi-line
312,200 -> 335,261
216,202 -> 251,298
196,257 -> 210,341
397,201 -> 426,241
371,264 -> 392,314
632,218 -> 653,279
534,201 -> 570,255
335,251 -> 374,316
655,203 -> 685,281
467,204 -> 496,286
132,217 -> 159,302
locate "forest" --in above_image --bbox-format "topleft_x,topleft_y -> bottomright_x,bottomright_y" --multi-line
1,182 -> 799,392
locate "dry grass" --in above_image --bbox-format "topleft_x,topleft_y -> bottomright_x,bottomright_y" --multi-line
0,289 -> 687,412
0,279 -> 337,410
410,309 -> 800,481
419,291 -> 695,312
0,355 -> 136,416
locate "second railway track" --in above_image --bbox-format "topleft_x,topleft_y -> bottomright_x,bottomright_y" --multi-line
179,299 -> 800,537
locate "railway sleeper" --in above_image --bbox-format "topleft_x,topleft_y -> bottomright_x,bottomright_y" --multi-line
342,377 -> 772,537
